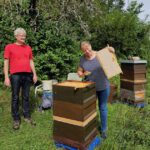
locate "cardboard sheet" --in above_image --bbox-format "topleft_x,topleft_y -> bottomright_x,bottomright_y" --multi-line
96,48 -> 122,79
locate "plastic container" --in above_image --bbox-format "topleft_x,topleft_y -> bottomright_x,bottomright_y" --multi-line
42,80 -> 58,91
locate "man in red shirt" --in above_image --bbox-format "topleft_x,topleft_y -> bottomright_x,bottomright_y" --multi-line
4,28 -> 37,130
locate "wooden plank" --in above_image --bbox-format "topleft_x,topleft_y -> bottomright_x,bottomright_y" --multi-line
53,99 -> 96,121
120,81 -> 145,91
120,89 -> 145,101
120,79 -> 147,84
96,48 -> 122,79
53,129 -> 97,150
53,117 -> 97,142
121,64 -> 147,73
53,81 -> 96,104
53,112 -> 97,127
120,73 -> 146,80
83,104 -> 96,121
108,84 -> 117,103
122,98 -> 145,104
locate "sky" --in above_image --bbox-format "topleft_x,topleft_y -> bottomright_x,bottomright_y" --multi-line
125,0 -> 150,21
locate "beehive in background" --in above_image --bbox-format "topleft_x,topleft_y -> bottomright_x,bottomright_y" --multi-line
120,60 -> 147,104
53,80 -> 98,150
108,84 -> 117,103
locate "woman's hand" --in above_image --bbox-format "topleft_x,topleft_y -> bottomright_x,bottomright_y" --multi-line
84,71 -> 91,76
107,44 -> 115,53
77,67 -> 91,78
77,71 -> 85,78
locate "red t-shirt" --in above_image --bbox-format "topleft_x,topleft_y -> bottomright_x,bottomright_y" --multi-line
4,43 -> 33,74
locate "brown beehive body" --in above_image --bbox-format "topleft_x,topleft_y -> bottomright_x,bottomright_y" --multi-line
120,60 -> 147,103
53,80 -> 98,149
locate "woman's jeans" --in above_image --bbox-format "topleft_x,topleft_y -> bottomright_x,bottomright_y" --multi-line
10,73 -> 32,121
96,87 -> 110,132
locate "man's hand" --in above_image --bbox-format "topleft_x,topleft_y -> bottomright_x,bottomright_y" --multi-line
33,74 -> 38,84
4,59 -> 10,86
4,77 -> 11,87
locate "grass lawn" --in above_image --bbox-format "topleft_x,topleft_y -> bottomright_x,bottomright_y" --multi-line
0,72 -> 150,150
0,89 -> 56,150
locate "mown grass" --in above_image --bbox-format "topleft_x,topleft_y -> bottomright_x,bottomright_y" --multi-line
0,72 -> 150,150
0,88 -> 56,150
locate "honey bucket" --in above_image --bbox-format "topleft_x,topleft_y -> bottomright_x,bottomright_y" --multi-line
42,80 -> 58,91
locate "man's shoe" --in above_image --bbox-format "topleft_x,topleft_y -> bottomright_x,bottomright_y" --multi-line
101,131 -> 107,139
24,118 -> 36,126
13,120 -> 20,130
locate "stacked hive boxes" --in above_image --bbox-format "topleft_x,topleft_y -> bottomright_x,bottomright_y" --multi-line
108,84 -> 117,103
53,80 -> 98,150
120,60 -> 147,104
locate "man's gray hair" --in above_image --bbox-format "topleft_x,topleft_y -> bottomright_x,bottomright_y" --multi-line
14,28 -> 26,36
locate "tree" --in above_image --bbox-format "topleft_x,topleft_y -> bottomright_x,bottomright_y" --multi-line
0,0 -> 150,83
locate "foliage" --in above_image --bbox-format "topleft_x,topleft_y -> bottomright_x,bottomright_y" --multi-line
98,104 -> 150,150
0,1 -> 150,149
89,0 -> 150,62
0,0 -> 81,81
0,0 -> 150,83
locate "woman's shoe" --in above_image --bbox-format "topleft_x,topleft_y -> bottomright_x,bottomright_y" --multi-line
101,131 -> 107,139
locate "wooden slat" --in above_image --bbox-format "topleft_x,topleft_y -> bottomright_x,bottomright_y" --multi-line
120,73 -> 146,80
53,82 -> 96,104
53,98 -> 96,121
108,84 -> 117,103
120,89 -> 145,101
121,64 -> 147,73
121,79 -> 147,84
53,117 -> 97,142
53,112 -> 97,127
53,129 -> 97,150
121,81 -> 145,91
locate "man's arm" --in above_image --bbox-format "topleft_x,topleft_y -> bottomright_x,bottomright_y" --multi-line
30,59 -> 37,83
4,59 -> 10,86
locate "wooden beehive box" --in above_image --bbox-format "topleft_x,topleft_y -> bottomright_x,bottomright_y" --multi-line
53,117 -> 97,143
120,80 -> 146,91
108,84 -> 117,103
53,80 -> 98,149
53,81 -> 96,104
120,88 -> 145,102
120,60 -> 147,103
120,60 -> 147,81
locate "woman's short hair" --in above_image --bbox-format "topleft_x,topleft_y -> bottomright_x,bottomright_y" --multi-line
14,28 -> 26,36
